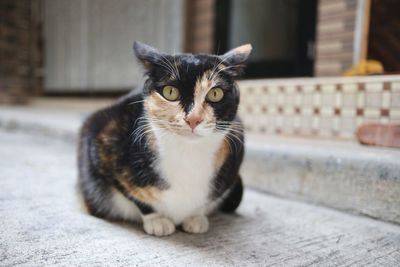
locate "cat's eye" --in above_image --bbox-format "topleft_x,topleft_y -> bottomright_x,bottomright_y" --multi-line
206,87 -> 224,102
162,86 -> 180,101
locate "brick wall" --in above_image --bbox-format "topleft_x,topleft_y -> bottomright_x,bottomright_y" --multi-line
184,0 -> 215,54
315,0 -> 358,76
0,0 -> 43,104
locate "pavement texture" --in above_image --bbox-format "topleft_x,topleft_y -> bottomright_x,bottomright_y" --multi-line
1,128 -> 400,266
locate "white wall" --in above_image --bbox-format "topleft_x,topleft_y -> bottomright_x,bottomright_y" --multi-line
44,0 -> 184,92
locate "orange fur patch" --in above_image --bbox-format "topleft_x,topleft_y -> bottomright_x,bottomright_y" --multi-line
97,120 -> 119,171
98,120 -> 118,144
214,137 -> 230,170
144,92 -> 185,124
117,168 -> 160,203
144,92 -> 189,135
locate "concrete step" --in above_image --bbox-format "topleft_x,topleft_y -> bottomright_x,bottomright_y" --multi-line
0,102 -> 399,225
243,135 -> 400,225
1,129 -> 400,266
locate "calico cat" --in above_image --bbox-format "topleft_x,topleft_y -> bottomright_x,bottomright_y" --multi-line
78,41 -> 252,236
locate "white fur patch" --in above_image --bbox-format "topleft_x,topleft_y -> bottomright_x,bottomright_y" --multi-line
109,189 -> 142,222
182,215 -> 209,234
152,127 -> 225,224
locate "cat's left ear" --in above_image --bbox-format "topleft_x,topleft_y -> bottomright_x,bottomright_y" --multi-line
219,44 -> 252,77
133,41 -> 163,71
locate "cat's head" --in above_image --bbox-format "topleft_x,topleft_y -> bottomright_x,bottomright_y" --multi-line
134,41 -> 252,139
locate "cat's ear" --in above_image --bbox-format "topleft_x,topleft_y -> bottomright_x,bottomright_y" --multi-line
133,41 -> 162,71
219,44 -> 252,77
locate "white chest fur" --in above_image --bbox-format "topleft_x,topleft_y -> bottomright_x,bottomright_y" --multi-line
153,131 -> 225,224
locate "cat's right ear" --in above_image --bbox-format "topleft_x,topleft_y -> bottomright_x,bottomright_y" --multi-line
133,41 -> 162,70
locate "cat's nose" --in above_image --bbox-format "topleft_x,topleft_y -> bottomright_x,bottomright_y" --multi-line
184,115 -> 203,130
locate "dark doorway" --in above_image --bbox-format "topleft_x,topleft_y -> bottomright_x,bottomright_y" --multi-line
215,0 -> 318,78
368,0 -> 400,74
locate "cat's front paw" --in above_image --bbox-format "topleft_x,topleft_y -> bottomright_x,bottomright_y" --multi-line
182,215 -> 209,234
143,214 -> 176,236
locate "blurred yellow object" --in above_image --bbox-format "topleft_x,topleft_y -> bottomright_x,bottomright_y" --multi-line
344,60 -> 384,76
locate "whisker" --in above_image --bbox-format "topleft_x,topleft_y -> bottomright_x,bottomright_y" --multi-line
217,128 -> 244,136
223,133 -> 238,154
154,56 -> 177,79
217,125 -> 244,131
214,64 -> 245,78
160,54 -> 179,80
137,128 -> 155,144
226,131 -> 244,146
155,60 -> 176,79
128,100 -> 145,106
209,53 -> 236,80
172,56 -> 181,80
217,120 -> 244,125
132,125 -> 152,143
216,123 -> 244,129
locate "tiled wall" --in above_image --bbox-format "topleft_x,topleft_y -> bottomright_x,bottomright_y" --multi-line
238,76 -> 400,139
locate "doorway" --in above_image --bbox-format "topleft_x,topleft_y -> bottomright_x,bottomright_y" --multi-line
215,0 -> 318,78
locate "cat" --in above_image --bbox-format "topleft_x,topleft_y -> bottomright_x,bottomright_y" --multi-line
78,41 -> 252,236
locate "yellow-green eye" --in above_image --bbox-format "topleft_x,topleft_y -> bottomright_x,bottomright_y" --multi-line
207,87 -> 224,102
162,86 -> 180,101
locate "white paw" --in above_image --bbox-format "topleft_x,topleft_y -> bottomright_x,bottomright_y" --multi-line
143,214 -> 176,236
182,215 -> 209,234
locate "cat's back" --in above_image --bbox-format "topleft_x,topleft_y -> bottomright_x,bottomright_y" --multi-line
80,90 -> 143,139
78,90 -> 144,180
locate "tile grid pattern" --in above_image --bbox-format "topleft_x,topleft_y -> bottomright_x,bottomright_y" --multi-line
238,77 -> 400,139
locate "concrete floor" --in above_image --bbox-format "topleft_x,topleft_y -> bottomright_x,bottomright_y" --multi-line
1,129 -> 400,266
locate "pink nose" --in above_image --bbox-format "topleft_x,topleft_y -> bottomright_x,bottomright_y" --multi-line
185,116 -> 203,130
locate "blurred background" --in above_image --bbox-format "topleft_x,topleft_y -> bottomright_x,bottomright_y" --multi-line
0,0 -> 399,142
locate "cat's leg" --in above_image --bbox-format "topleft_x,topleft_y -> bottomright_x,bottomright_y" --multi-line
219,175 -> 243,213
182,214 -> 209,234
181,176 -> 243,234
78,169 -> 121,220
83,180 -> 176,236
80,150 -> 176,235
111,188 -> 176,236
108,188 -> 143,222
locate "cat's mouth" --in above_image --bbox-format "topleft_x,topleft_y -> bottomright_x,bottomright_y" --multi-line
153,121 -> 214,138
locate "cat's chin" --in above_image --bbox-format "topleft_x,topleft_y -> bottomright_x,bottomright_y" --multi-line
179,132 -> 205,140
171,130 -> 212,142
